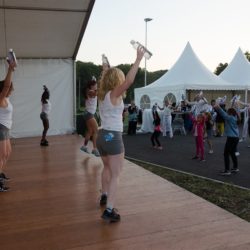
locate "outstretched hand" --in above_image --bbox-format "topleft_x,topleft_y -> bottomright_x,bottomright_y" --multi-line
136,45 -> 146,61
8,61 -> 16,71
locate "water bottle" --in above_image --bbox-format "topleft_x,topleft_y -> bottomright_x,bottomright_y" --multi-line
130,40 -> 152,59
6,49 -> 17,67
102,54 -> 110,67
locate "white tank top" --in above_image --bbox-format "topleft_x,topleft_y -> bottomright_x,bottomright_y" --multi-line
85,96 -> 97,114
42,100 -> 51,115
0,98 -> 13,129
99,91 -> 124,132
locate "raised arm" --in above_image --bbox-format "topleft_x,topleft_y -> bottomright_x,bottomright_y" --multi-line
111,46 -> 145,98
0,62 -> 15,101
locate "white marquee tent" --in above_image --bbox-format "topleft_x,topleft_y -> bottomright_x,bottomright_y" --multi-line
0,0 -> 95,138
220,48 -> 250,95
134,42 -> 242,109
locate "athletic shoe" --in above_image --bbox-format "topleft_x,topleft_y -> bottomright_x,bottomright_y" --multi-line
192,156 -> 198,160
208,150 -> 213,154
200,159 -> 206,162
0,181 -> 9,192
0,186 -> 9,192
157,146 -> 163,150
231,168 -> 239,173
99,194 -> 107,206
219,170 -> 231,176
40,140 -> 49,146
92,149 -> 100,157
101,208 -> 120,223
0,173 -> 10,180
235,152 -> 240,156
80,145 -> 88,153
247,145 -> 250,148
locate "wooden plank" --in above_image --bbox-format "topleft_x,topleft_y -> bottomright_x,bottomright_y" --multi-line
0,135 -> 250,250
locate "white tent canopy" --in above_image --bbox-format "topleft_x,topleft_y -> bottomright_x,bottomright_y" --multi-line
220,48 -> 250,90
0,0 -> 95,59
134,42 -> 241,108
0,0 -> 95,138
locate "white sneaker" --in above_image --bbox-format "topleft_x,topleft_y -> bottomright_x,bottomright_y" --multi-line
235,151 -> 240,156
80,145 -> 89,153
92,149 -> 100,157
208,150 -> 213,154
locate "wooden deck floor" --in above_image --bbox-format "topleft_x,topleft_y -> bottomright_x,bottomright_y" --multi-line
1,134 -> 250,250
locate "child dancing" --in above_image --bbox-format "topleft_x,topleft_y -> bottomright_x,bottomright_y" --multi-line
191,113 -> 206,161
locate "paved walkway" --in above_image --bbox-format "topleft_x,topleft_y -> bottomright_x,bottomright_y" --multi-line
123,132 -> 250,189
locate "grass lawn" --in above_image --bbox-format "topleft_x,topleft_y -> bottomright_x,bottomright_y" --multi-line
128,158 -> 250,222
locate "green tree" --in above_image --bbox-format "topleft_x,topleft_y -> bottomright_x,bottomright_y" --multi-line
245,51 -> 250,62
214,63 -> 228,75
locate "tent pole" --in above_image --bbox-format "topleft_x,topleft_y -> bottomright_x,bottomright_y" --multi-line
245,88 -> 248,104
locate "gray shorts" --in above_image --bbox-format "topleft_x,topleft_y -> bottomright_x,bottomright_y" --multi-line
0,124 -> 10,141
83,111 -> 94,122
40,112 -> 48,120
97,129 -> 124,156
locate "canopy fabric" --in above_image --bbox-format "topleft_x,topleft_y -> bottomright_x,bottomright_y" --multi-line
135,42 -> 243,108
0,58 -> 74,138
220,48 -> 250,89
0,0 -> 95,59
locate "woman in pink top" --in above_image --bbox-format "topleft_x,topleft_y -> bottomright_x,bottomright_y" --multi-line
191,113 -> 206,161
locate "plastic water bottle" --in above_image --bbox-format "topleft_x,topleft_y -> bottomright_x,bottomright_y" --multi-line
102,54 -> 110,67
6,49 -> 17,67
130,40 -> 152,59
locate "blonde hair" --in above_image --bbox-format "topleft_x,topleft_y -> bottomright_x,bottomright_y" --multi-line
98,67 -> 125,101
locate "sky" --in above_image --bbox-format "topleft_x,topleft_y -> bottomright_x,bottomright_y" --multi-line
76,0 -> 250,72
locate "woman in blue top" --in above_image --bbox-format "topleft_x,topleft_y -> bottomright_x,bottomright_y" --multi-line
213,104 -> 240,176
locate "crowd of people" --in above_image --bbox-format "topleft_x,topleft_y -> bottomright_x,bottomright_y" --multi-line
1,46 -> 250,225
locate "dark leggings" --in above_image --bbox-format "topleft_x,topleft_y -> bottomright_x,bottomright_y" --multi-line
42,118 -> 49,140
151,131 -> 161,147
224,137 -> 239,171
248,118 -> 250,136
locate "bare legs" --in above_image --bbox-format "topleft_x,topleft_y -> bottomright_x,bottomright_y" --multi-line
0,139 -> 11,189
82,118 -> 99,154
101,153 -> 124,208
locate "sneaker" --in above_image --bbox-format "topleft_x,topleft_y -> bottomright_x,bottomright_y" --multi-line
0,181 -> 9,192
239,138 -> 244,143
0,186 -> 9,192
247,145 -> 250,148
235,152 -> 240,156
192,156 -> 198,160
157,146 -> 163,150
231,168 -> 239,173
0,173 -> 10,180
92,149 -> 100,157
200,159 -> 206,162
101,208 -> 120,223
208,150 -> 213,154
80,145 -> 88,153
40,140 -> 49,146
100,194 -> 107,206
219,170 -> 231,176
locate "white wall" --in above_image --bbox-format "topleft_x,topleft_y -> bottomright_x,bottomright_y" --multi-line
0,59 -> 75,138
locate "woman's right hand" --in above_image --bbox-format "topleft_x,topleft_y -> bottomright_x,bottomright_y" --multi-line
8,61 -> 16,71
136,45 -> 146,61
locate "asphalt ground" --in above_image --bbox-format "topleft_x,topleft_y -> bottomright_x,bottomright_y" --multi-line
123,131 -> 250,189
